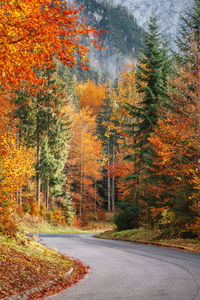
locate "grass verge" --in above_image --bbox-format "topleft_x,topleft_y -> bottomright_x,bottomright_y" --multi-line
18,214 -> 87,234
18,213 -> 115,234
96,227 -> 200,253
0,232 -> 89,299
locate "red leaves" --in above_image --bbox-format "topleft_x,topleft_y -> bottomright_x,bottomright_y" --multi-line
0,243 -> 89,299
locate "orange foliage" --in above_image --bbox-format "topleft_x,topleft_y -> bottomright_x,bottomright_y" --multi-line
76,79 -> 106,114
148,54 -> 200,221
0,91 -> 16,132
0,192 -> 18,237
0,0 -> 100,88
48,207 -> 66,226
67,108 -> 103,218
106,65 -> 141,202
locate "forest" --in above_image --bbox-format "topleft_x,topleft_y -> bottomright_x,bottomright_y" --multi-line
0,0 -> 200,242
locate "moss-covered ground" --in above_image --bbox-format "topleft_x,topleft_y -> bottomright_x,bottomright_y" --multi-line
96,228 -> 200,253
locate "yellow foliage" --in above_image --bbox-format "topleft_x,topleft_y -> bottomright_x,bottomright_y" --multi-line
76,79 -> 106,114
0,132 -> 35,196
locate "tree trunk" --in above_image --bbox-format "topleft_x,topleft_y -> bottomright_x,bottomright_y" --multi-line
111,145 -> 115,212
36,126 -> 41,208
80,134 -> 83,218
46,179 -> 49,211
107,144 -> 111,212
19,189 -> 22,205
94,178 -> 97,214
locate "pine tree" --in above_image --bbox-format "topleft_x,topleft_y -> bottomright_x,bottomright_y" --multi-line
175,0 -> 200,63
124,16 -> 169,224
40,68 -> 73,209
15,66 -> 73,209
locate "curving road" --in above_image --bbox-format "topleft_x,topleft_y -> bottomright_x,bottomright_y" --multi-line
36,233 -> 200,300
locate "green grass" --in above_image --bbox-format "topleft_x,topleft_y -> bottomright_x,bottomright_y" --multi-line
18,213 -> 115,234
18,214 -> 88,234
96,227 -> 200,253
0,232 -> 71,263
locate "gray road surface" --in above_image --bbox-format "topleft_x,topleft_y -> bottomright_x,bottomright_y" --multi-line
36,233 -> 200,300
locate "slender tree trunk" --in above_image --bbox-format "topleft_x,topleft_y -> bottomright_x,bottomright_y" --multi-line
80,134 -> 83,218
44,187 -> 47,209
46,178 -> 49,211
46,92 -> 50,211
36,126 -> 41,208
107,144 -> 111,212
111,145 -> 115,212
94,178 -> 97,214
17,186 -> 22,205
19,189 -> 22,205
16,131 -> 19,150
135,139 -> 139,208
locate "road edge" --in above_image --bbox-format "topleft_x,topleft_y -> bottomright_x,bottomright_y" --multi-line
94,234 -> 200,254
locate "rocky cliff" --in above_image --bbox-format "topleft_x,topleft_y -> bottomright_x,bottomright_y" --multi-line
101,0 -> 193,48
76,0 -> 144,79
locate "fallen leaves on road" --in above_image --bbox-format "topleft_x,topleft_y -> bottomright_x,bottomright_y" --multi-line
0,234 -> 89,299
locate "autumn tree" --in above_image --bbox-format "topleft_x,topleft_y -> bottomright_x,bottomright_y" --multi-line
66,108 -> 103,220
119,16 -> 170,224
0,132 -> 35,236
149,45 -> 200,235
76,79 -> 106,114
0,0 -> 100,88
175,0 -> 200,64
16,66 -> 74,209
96,87 -> 119,212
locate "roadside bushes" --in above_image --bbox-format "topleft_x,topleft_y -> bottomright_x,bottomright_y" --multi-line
114,202 -> 140,231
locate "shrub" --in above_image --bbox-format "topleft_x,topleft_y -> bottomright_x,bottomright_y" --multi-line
48,207 -> 66,226
22,200 -> 31,213
62,192 -> 75,225
0,193 -> 18,237
114,202 -> 139,231
97,208 -> 106,221
192,217 -> 200,239
40,202 -> 47,218
72,215 -> 82,228
30,201 -> 40,216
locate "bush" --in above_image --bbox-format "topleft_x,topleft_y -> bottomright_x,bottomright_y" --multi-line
30,201 -> 40,216
48,207 -> 66,226
22,200 -> 31,213
0,193 -> 18,237
179,230 -> 198,239
114,202 -> 139,231
62,193 -> 75,225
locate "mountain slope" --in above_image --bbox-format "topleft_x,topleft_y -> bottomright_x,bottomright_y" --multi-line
76,0 -> 144,78
102,0 -> 193,48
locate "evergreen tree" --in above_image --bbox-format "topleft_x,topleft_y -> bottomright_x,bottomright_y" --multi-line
124,16 -> 169,224
15,66 -> 74,209
175,0 -> 200,63
16,76 -> 53,207
39,69 -> 73,209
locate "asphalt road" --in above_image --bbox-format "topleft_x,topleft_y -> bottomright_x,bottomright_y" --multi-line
36,233 -> 200,300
